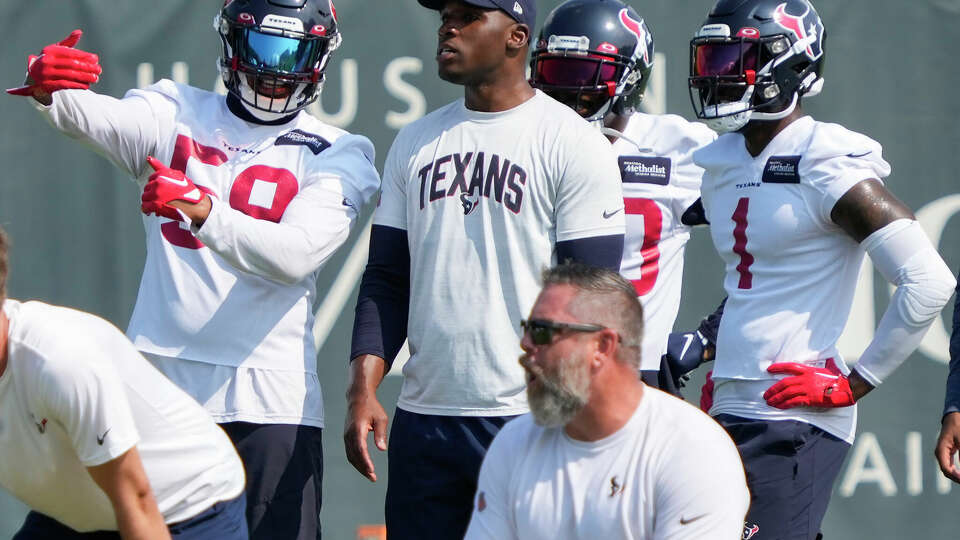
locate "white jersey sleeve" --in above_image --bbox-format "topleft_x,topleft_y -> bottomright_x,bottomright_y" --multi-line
801,122 -> 891,222
37,86 -> 178,185
195,133 -> 378,284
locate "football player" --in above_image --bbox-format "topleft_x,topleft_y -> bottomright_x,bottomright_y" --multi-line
344,0 -> 625,538
0,226 -> 247,539
530,0 -> 718,395
6,1 -> 380,538
688,0 -> 956,537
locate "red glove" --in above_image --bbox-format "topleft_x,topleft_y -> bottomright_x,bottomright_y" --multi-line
699,370 -> 714,412
763,358 -> 855,409
141,156 -> 205,222
6,30 -> 102,98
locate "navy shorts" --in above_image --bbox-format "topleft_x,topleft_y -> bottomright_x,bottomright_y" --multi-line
715,414 -> 850,540
13,493 -> 247,539
220,422 -> 323,540
385,408 -> 517,540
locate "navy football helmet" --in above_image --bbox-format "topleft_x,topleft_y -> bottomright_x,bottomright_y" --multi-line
531,0 -> 654,122
688,0 -> 826,133
215,0 -> 341,114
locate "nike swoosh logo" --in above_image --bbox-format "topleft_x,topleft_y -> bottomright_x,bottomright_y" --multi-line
158,174 -> 190,187
97,428 -> 111,445
680,514 -> 707,525
814,372 -> 839,380
603,207 -> 624,219
183,188 -> 201,201
679,334 -> 695,361
846,151 -> 871,158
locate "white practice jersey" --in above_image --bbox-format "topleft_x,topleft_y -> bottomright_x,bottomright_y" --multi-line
611,113 -> 715,369
0,300 -> 245,532
376,90 -> 625,416
695,116 -> 891,442
464,388 -> 749,540
39,81 -> 380,426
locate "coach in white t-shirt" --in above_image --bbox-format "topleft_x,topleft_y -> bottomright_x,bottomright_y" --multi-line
0,228 -> 246,539
464,262 -> 749,540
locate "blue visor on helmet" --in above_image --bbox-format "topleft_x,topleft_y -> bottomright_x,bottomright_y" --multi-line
242,30 -> 318,74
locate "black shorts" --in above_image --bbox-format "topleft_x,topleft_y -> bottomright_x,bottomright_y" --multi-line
716,414 -> 850,540
220,422 -> 323,540
13,493 -> 247,539
385,408 -> 517,540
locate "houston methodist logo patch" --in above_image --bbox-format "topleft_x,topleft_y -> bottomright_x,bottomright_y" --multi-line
275,129 -> 331,155
762,155 -> 802,184
773,2 -> 824,60
619,156 -> 671,185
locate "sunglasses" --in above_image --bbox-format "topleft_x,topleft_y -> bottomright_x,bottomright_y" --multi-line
520,318 -> 609,346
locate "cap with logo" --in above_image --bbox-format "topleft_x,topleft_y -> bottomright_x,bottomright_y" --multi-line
417,0 -> 537,30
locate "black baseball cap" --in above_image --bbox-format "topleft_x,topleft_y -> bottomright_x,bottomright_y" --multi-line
417,0 -> 537,29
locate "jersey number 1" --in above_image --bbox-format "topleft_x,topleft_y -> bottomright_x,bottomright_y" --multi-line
731,197 -> 754,289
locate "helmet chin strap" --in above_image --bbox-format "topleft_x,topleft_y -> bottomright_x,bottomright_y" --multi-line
600,126 -> 653,153
704,89 -> 799,133
584,98 -> 615,123
750,91 -> 799,121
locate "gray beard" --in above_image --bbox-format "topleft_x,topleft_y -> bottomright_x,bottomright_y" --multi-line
527,355 -> 591,428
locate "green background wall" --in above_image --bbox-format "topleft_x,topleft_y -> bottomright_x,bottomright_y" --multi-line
1,1 -> 958,537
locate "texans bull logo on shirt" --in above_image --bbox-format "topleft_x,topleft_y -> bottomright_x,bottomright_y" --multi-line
417,152 -> 528,215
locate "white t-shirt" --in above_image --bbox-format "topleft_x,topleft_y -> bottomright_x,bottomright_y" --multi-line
695,116 -> 891,442
0,300 -> 245,532
464,388 -> 749,540
38,81 -> 381,426
375,90 -> 625,416
612,113 -> 715,369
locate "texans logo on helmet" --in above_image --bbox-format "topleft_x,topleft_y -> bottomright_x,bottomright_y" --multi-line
618,9 -> 651,66
773,2 -> 824,60
743,523 -> 760,539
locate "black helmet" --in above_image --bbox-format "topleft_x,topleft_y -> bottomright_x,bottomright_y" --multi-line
215,0 -> 341,114
530,0 -> 654,122
688,0 -> 826,132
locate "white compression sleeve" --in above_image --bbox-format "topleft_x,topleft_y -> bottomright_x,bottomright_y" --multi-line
854,219 -> 956,385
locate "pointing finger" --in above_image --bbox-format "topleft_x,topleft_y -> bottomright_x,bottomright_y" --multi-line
146,156 -> 164,172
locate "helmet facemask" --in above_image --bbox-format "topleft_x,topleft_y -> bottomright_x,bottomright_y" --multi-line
531,47 -> 634,122
215,11 -> 341,115
689,32 -> 823,133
